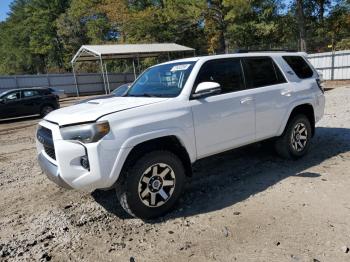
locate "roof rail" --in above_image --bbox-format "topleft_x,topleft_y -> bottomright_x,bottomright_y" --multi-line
234,49 -> 298,53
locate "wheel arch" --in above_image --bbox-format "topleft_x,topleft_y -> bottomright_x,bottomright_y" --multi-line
39,103 -> 55,113
280,103 -> 316,137
120,135 -> 193,179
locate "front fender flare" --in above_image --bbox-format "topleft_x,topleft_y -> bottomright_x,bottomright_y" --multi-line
106,128 -> 196,188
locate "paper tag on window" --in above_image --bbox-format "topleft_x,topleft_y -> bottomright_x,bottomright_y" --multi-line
170,64 -> 191,72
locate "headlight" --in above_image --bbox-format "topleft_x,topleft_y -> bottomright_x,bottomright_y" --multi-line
60,121 -> 110,143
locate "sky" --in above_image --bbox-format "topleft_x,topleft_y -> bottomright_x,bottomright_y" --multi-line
0,0 -> 12,21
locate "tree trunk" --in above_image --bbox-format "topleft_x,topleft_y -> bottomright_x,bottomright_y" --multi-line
318,0 -> 325,23
296,0 -> 307,52
212,1 -> 227,54
218,28 -> 227,54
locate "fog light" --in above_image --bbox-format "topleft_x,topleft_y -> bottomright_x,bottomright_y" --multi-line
80,156 -> 90,170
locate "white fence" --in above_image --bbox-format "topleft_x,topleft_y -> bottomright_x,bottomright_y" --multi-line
0,72 -> 135,95
308,50 -> 350,80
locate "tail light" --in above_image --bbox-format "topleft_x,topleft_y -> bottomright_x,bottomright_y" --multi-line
316,79 -> 324,94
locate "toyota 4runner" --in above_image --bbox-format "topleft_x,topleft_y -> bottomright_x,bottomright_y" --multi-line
36,52 -> 325,219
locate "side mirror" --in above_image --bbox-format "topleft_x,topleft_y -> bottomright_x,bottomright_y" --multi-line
192,82 -> 221,99
0,98 -> 4,104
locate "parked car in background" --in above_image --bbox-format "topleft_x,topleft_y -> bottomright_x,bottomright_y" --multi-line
75,83 -> 131,104
36,52 -> 325,219
0,88 -> 59,120
112,83 -> 131,96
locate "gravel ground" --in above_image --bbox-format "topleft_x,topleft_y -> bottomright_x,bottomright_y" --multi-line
0,86 -> 349,262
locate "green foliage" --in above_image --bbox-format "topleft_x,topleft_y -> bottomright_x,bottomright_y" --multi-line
336,38 -> 350,49
0,0 -> 349,74
0,0 -> 69,74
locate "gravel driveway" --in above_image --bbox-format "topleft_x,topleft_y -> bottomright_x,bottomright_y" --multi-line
0,86 -> 349,262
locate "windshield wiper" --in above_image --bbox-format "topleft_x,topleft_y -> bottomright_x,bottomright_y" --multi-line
127,93 -> 159,98
142,93 -> 158,97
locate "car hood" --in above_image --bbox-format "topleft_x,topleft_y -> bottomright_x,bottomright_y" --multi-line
44,96 -> 168,126
74,95 -> 115,104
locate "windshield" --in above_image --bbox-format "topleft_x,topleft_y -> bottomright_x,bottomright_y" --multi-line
0,91 -> 9,98
126,62 -> 195,97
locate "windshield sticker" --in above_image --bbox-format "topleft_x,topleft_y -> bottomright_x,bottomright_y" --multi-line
170,64 -> 191,72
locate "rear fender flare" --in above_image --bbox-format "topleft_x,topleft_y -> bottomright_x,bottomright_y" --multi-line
277,98 -> 315,136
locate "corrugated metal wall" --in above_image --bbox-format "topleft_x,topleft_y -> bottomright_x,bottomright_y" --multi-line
0,73 -> 135,95
308,50 -> 350,80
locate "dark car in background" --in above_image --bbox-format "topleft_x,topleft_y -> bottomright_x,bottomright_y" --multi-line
0,88 -> 59,120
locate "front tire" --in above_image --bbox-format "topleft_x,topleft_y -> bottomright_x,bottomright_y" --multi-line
116,150 -> 186,219
275,114 -> 312,159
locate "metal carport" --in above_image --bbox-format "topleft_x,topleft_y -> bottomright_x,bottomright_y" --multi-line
71,43 -> 195,96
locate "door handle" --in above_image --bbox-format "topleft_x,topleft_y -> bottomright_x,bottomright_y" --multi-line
240,97 -> 254,104
281,89 -> 292,96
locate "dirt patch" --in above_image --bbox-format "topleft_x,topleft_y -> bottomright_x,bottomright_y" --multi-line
0,87 -> 350,261
324,80 -> 350,89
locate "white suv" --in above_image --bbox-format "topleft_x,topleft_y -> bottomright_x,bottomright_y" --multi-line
36,52 -> 325,219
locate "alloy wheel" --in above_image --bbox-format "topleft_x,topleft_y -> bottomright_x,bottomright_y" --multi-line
138,163 -> 176,207
291,122 -> 308,152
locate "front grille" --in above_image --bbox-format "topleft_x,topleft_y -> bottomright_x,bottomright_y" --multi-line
43,145 -> 56,160
37,126 -> 56,160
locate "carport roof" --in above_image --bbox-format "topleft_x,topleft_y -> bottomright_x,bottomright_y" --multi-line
71,43 -> 195,63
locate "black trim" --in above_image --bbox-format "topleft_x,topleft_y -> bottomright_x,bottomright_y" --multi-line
44,119 -> 59,125
37,126 -> 56,160
234,49 -> 298,53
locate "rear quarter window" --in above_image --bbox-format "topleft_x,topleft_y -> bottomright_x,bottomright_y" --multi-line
40,89 -> 52,95
23,90 -> 40,97
243,57 -> 286,88
282,56 -> 314,79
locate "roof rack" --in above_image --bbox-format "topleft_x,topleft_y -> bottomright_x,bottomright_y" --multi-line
234,49 -> 298,53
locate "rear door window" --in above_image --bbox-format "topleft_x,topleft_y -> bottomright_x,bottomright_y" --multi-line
282,56 -> 314,79
195,58 -> 245,94
23,90 -> 40,98
243,57 -> 286,88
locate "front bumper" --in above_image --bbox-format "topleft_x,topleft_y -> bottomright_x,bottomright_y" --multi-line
36,120 -> 126,191
38,152 -> 72,189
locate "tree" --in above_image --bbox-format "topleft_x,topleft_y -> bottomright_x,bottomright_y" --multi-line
228,0 -> 286,50
328,0 -> 350,50
101,0 -> 206,50
296,0 -> 307,51
56,0 -> 111,69
0,0 -> 34,74
0,0 -> 69,74
0,0 -> 349,74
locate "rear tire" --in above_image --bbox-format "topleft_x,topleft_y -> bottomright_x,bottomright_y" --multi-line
275,114 -> 312,159
40,105 -> 54,117
116,150 -> 186,219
